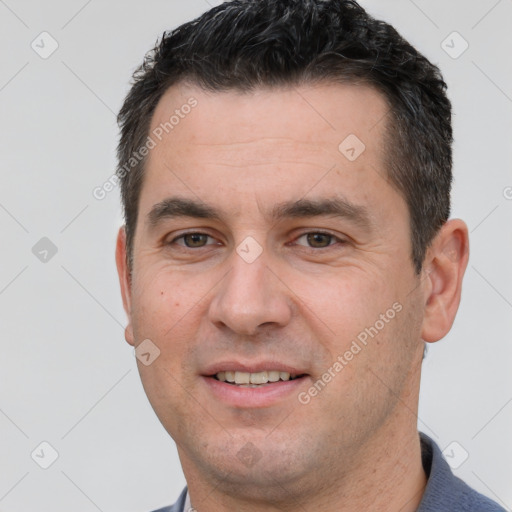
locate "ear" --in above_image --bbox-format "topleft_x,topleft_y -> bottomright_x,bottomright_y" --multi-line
421,219 -> 469,343
115,226 -> 135,347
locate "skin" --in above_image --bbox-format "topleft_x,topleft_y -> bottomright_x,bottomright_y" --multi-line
116,82 -> 469,511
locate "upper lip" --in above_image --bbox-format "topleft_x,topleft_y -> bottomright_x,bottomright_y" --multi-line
202,361 -> 309,376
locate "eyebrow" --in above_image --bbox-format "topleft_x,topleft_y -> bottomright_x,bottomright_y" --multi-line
271,197 -> 373,229
146,196 -> 372,231
147,197 -> 222,229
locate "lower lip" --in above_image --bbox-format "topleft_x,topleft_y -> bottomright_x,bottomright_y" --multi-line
201,376 -> 309,408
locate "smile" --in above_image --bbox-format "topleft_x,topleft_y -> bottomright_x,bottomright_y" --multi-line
214,370 -> 303,386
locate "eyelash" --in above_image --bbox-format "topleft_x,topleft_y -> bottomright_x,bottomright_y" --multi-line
292,231 -> 343,249
168,231 -> 346,249
170,232 -> 219,248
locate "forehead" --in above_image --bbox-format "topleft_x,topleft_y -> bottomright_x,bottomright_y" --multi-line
139,81 -> 398,224
149,81 -> 388,154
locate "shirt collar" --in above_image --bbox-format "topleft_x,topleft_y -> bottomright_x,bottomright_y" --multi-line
183,491 -> 193,511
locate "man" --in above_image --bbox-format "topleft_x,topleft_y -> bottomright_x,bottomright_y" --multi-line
114,1 -> 505,511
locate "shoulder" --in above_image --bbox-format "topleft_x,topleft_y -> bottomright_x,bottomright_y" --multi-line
441,472 -> 506,512
418,433 -> 506,512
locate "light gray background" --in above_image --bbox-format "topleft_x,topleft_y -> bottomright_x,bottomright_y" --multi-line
0,0 -> 511,510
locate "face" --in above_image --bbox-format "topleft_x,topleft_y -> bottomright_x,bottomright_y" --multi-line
117,82 -> 428,499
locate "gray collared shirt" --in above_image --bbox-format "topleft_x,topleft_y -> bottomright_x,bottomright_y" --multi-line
151,432 -> 506,512
416,433 -> 505,511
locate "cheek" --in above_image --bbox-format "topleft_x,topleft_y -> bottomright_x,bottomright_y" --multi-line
130,274 -> 200,416
130,267 -> 197,339
295,267 -> 397,337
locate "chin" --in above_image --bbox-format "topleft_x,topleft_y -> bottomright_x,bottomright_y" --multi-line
187,430 -> 315,498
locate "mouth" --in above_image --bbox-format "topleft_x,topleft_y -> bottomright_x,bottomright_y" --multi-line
201,365 -> 310,407
213,370 -> 307,387
201,362 -> 310,407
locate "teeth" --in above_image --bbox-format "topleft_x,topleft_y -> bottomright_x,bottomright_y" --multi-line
268,371 -> 280,382
250,372 -> 268,384
234,371 -> 250,384
215,370 -> 298,384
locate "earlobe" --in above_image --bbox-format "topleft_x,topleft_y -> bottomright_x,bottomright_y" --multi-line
115,226 -> 135,347
421,219 -> 469,343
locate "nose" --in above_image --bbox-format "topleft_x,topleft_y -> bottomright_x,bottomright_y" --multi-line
208,249 -> 293,336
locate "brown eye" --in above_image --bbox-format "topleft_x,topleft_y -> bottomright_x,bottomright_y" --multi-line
180,233 -> 210,248
304,233 -> 334,248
